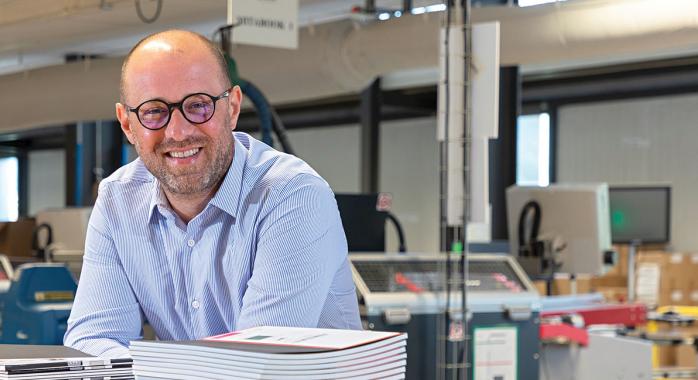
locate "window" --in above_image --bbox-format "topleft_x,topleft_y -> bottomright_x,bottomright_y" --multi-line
518,0 -> 567,7
0,157 -> 19,222
516,113 -> 550,186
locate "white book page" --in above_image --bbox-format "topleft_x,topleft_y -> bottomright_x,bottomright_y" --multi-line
206,326 -> 402,349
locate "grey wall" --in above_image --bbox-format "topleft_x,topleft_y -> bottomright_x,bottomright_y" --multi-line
277,117 -> 439,253
557,93 -> 698,251
379,117 -> 439,253
284,125 -> 361,194
28,149 -> 65,216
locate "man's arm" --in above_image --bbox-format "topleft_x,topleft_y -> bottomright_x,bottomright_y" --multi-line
237,174 -> 350,329
64,195 -> 143,358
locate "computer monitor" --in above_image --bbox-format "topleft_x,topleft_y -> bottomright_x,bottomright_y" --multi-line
506,184 -> 612,275
335,194 -> 386,252
608,186 -> 671,244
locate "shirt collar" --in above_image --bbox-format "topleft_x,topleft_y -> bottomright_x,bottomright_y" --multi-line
209,136 -> 246,218
147,178 -> 168,222
147,134 -> 246,221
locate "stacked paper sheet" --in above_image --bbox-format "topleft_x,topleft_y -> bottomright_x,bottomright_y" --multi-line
130,326 -> 407,380
0,357 -> 133,380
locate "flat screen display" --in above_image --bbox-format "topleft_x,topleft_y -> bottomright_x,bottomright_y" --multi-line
609,186 -> 671,244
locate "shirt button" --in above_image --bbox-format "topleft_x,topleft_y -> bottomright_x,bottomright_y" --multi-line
187,239 -> 195,247
191,299 -> 200,309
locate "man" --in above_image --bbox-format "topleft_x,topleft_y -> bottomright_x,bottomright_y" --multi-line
64,30 -> 361,358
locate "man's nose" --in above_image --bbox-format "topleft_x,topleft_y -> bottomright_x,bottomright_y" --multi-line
165,108 -> 196,141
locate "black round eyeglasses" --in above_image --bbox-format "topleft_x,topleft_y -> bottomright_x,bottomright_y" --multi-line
125,88 -> 231,130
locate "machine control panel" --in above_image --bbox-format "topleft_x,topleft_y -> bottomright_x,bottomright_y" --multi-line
351,253 -> 540,316
351,254 -> 535,294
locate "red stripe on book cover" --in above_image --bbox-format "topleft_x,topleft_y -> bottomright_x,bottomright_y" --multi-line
204,332 -> 242,340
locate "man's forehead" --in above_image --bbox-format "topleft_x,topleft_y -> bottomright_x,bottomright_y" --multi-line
132,36 -> 198,59
139,39 -> 176,53
127,39 -> 213,74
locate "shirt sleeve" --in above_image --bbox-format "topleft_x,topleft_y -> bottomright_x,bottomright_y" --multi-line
236,174 -> 347,329
63,191 -> 143,358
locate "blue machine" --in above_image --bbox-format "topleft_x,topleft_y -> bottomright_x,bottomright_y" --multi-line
0,263 -> 77,345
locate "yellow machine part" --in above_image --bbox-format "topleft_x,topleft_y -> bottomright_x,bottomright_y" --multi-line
647,305 -> 698,368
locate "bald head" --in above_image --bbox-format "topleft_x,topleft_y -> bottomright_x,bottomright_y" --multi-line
120,30 -> 231,104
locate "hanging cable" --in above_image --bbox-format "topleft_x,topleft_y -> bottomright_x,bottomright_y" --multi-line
135,0 -> 163,24
240,80 -> 275,147
214,25 -> 295,153
459,0 -> 472,377
439,0 -> 453,377
385,212 -> 407,253
269,106 -> 295,155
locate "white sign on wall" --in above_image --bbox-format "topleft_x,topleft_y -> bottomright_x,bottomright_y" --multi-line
232,0 -> 299,49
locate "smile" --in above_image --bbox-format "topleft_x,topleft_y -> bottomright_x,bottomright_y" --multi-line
168,148 -> 200,158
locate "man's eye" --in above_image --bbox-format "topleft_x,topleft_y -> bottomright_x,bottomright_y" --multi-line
143,108 -> 167,116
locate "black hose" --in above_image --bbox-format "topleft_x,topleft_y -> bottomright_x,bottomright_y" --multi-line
385,211 -> 407,253
269,106 -> 295,156
240,81 -> 274,147
135,0 -> 163,24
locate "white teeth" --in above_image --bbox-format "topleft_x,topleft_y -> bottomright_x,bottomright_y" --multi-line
169,148 -> 199,158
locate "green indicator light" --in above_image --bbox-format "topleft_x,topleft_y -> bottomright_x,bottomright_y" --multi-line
612,210 -> 626,228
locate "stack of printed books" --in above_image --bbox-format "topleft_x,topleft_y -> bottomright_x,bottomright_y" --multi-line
129,326 -> 407,380
0,345 -> 133,379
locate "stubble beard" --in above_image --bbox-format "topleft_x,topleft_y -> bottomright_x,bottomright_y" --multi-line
135,124 -> 234,197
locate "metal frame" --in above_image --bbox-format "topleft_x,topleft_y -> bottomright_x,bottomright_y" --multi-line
360,78 -> 382,194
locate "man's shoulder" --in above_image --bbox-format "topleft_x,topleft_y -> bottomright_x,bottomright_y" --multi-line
98,158 -> 154,199
236,132 -> 328,193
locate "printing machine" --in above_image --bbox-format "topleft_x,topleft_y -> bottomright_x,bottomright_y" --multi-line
0,255 -> 77,345
350,253 -> 541,380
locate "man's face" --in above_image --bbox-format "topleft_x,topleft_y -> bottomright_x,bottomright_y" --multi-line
116,40 -> 241,196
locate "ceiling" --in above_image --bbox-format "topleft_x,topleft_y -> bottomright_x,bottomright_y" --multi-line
0,0 -> 441,76
5,0 -> 698,79
5,0 -> 698,133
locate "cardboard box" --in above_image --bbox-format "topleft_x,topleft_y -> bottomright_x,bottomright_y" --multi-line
610,244 -> 670,276
608,244 -> 629,276
533,280 -> 547,295
675,344 -> 697,368
0,219 -> 35,258
634,251 -> 695,307
591,274 -> 627,288
655,345 -> 676,367
547,273 -> 594,295
595,286 -> 627,303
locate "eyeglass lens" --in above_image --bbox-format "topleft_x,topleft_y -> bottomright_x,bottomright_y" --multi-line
138,94 -> 216,130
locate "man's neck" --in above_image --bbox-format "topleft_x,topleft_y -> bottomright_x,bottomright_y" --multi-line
164,188 -> 217,224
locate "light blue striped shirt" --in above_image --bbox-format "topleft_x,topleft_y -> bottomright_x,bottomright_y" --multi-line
64,132 -> 361,358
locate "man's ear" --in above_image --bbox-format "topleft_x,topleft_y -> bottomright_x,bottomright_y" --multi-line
115,103 -> 136,145
228,85 -> 242,131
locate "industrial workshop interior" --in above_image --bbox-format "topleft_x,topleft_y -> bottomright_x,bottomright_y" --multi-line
4,0 -> 698,379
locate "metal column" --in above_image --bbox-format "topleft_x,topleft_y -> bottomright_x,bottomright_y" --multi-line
360,78 -> 382,194
17,149 -> 28,217
96,120 -> 124,183
489,66 -> 520,240
65,122 -> 95,206
66,120 -> 123,206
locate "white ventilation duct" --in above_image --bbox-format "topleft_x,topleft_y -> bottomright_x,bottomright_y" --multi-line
3,0 -> 698,132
